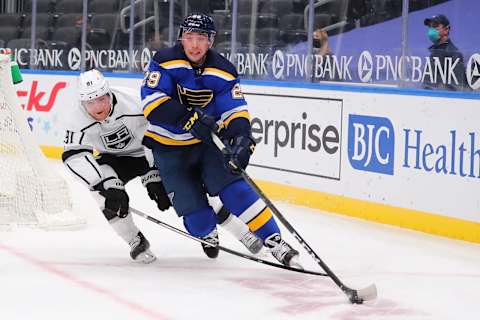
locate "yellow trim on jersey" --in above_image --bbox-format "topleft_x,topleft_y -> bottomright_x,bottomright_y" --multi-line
143,96 -> 171,117
160,60 -> 191,69
144,131 -> 201,146
203,68 -> 236,81
247,208 -> 273,232
223,111 -> 250,128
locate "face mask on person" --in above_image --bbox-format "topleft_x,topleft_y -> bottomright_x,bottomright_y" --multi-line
313,38 -> 322,48
427,27 -> 440,43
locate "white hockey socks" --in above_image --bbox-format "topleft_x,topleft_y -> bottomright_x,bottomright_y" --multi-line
220,214 -> 263,254
219,213 -> 250,241
109,212 -> 140,244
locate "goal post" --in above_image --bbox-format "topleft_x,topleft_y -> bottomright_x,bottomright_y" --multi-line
0,53 -> 85,229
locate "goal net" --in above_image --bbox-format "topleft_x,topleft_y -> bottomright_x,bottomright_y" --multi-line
0,54 -> 85,230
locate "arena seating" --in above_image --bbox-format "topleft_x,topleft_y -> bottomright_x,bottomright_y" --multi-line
0,0 -> 453,59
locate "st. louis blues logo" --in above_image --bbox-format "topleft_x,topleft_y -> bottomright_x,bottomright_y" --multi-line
177,84 -> 213,109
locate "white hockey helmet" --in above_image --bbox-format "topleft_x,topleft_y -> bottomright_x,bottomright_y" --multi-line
78,69 -> 110,102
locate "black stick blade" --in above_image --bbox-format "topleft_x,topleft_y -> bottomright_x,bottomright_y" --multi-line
346,284 -> 378,304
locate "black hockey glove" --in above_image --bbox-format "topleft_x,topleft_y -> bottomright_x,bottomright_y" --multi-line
94,177 -> 129,219
141,169 -> 171,211
224,136 -> 256,174
181,108 -> 218,143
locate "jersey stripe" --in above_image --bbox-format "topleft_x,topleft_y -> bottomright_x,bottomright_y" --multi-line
142,91 -> 166,107
143,96 -> 171,117
237,198 -> 267,223
247,208 -> 273,232
144,131 -> 201,146
160,60 -> 192,70
203,67 -> 236,81
220,105 -> 248,121
223,110 -> 250,128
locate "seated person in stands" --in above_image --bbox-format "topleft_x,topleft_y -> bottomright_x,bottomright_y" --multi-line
74,15 -> 92,33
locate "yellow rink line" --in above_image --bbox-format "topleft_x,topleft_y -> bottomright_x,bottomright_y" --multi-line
42,145 -> 480,244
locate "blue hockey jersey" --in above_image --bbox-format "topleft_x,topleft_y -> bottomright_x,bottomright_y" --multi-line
141,44 -> 249,148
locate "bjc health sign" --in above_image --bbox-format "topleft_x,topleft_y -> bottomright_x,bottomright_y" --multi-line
348,114 -> 395,175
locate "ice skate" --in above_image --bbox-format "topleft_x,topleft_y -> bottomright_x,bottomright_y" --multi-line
129,232 -> 156,264
201,228 -> 219,258
265,233 -> 302,269
239,231 -> 263,254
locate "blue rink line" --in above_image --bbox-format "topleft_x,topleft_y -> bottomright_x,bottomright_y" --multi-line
21,69 -> 480,100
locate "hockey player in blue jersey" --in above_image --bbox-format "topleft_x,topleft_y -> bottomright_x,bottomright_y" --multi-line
141,13 -> 301,267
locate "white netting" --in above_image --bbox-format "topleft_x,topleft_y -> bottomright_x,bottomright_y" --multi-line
0,54 -> 85,230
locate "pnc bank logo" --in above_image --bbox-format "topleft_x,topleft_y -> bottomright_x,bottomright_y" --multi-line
348,114 -> 395,175
271,50 -> 285,80
357,51 -> 373,83
466,53 -> 480,90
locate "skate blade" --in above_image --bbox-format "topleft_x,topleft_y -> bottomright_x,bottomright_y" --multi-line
288,256 -> 304,270
135,252 -> 157,264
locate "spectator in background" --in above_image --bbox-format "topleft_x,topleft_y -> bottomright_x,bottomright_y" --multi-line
312,28 -> 337,82
72,15 -> 92,49
289,28 -> 333,57
423,14 -> 467,91
146,31 -> 169,51
74,15 -> 92,33
313,29 -> 332,57
286,28 -> 335,81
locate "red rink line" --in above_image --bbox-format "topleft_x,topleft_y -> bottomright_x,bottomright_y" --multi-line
0,243 -> 169,320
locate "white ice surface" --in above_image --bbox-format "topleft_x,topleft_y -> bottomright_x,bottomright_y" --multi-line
1,160 -> 479,320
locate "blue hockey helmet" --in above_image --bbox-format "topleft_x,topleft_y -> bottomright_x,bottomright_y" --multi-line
178,13 -> 216,42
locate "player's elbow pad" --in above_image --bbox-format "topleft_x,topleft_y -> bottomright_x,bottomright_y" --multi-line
62,148 -> 93,163
63,150 -> 104,188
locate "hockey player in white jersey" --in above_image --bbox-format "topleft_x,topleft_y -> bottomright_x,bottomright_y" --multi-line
62,69 -> 262,263
62,69 -> 165,263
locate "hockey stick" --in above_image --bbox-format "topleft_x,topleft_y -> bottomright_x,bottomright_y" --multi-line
211,134 -> 377,304
130,207 -> 328,277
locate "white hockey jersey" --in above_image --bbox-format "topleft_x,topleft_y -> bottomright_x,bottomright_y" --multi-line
63,86 -> 149,188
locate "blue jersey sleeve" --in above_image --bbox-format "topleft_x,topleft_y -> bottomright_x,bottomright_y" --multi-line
200,51 -> 250,126
141,58 -> 188,127
213,78 -> 251,138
